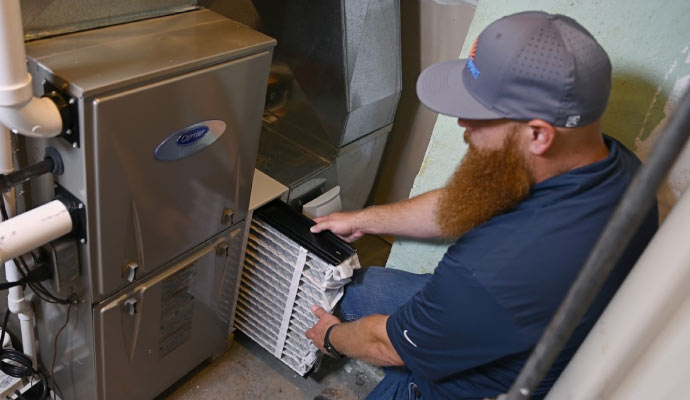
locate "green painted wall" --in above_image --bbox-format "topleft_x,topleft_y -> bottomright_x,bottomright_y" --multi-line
386,0 -> 690,273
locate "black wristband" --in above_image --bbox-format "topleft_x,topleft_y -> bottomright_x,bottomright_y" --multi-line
323,324 -> 344,359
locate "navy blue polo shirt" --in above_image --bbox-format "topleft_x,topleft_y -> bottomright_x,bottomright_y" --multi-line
386,136 -> 658,399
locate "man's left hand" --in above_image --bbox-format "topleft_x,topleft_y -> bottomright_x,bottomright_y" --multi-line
305,305 -> 341,352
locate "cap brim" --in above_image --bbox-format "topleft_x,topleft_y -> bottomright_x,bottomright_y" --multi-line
416,59 -> 502,120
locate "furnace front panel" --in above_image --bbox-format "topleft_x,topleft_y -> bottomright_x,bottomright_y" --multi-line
24,10 -> 275,400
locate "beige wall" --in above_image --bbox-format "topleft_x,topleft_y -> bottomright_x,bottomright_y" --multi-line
369,0 -> 475,208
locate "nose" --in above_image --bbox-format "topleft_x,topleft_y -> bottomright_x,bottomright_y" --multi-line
457,118 -> 470,129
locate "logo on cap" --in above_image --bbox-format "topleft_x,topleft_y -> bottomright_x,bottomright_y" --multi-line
466,38 -> 480,79
565,115 -> 581,127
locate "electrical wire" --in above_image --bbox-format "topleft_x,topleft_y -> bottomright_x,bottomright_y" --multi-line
0,309 -> 48,400
50,302 -> 72,400
0,188 -> 78,399
15,256 -> 71,305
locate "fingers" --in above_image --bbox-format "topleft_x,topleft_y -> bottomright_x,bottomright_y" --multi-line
343,231 -> 363,243
309,215 -> 332,233
311,304 -> 327,318
310,222 -> 326,234
311,214 -> 345,233
310,212 -> 344,227
306,305 -> 341,352
310,305 -> 340,325
305,326 -> 315,340
308,213 -> 361,242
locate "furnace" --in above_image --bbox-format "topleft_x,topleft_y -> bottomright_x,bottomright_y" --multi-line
20,10 -> 274,399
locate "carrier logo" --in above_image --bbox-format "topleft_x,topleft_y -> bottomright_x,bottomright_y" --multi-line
154,120 -> 226,161
176,126 -> 209,146
466,38 -> 480,79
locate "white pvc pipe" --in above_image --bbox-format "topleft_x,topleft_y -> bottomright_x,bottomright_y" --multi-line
0,0 -> 62,137
547,187 -> 690,399
0,0 -> 65,364
18,311 -> 35,367
0,0 -> 32,106
0,124 -> 36,367
0,200 -> 72,264
0,198 -> 72,367
0,97 -> 63,137
5,259 -> 36,366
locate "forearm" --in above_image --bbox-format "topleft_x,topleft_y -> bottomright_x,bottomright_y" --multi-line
329,315 -> 404,366
356,189 -> 442,239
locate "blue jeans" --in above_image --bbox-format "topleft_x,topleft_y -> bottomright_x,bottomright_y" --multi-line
340,267 -> 431,400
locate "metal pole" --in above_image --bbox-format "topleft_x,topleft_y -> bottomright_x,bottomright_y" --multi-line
504,87 -> 690,400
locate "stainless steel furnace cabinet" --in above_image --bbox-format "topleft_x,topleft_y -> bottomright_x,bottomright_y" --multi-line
23,10 -> 275,400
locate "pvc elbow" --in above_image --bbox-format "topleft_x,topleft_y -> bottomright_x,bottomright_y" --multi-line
0,96 -> 63,138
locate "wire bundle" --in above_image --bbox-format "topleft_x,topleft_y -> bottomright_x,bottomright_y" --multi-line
0,201 -> 76,399
0,309 -> 48,400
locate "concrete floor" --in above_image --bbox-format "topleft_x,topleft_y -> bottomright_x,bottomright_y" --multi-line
158,235 -> 392,400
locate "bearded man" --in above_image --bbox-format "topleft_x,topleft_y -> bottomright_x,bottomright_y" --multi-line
306,11 -> 658,400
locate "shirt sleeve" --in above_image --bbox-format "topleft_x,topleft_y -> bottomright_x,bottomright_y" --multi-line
386,260 -> 529,381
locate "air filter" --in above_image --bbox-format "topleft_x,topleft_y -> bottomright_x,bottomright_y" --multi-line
234,201 -> 360,375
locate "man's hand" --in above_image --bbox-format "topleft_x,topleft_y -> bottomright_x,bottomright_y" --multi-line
309,190 -> 443,241
310,212 -> 364,242
305,305 -> 341,353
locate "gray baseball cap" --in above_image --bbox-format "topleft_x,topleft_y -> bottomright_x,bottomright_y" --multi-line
417,11 -> 612,128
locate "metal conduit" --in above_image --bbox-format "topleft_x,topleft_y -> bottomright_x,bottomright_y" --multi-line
504,87 -> 690,400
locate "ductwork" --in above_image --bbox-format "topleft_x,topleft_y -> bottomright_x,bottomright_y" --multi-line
0,0 -> 62,137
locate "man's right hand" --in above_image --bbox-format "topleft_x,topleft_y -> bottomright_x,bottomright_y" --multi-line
310,212 -> 364,243
308,190 -> 442,242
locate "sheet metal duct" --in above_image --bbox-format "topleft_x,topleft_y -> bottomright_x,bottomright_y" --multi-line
20,0 -> 197,40
206,0 -> 402,210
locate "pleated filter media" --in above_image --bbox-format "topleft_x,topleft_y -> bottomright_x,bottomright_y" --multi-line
234,206 -> 360,375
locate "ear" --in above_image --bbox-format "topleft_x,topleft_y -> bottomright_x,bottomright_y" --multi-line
524,119 -> 556,156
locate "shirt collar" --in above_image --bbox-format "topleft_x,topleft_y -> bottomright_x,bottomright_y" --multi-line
516,135 -> 620,209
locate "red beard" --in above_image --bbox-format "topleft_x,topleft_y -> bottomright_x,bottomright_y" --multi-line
436,131 -> 533,237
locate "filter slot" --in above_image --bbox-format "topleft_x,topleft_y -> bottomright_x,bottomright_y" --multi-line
234,206 -> 360,375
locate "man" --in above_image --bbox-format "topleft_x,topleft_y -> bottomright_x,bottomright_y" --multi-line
305,11 -> 658,399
